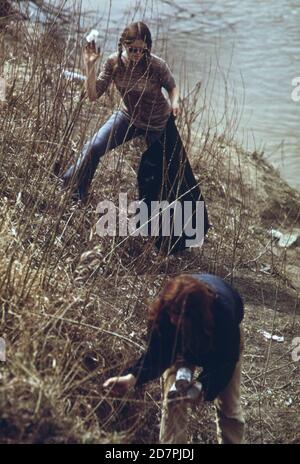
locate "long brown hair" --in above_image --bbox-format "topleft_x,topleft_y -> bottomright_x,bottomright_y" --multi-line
114,21 -> 152,74
148,275 -> 216,357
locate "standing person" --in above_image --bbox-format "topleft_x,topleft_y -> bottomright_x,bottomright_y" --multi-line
103,274 -> 245,444
62,21 -> 180,201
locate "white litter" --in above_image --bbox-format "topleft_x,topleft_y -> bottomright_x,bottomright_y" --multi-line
86,29 -> 100,43
16,192 -> 22,205
259,330 -> 284,342
269,229 -> 299,248
61,70 -> 85,82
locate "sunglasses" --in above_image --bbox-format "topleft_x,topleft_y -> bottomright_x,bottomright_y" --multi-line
127,46 -> 148,54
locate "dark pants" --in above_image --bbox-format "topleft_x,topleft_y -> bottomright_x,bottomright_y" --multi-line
62,110 -> 163,199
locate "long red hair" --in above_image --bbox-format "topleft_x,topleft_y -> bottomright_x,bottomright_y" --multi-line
148,275 -> 216,356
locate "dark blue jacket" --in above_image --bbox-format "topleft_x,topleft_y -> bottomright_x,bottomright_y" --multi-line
124,274 -> 244,401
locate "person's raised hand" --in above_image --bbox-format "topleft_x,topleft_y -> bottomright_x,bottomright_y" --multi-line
103,374 -> 136,396
83,40 -> 101,67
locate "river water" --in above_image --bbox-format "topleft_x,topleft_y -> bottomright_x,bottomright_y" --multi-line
67,0 -> 300,190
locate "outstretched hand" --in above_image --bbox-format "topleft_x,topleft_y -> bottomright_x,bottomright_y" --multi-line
103,374 -> 136,396
83,40 -> 101,66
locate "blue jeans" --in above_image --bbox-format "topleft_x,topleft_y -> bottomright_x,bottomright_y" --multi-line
63,110 -> 164,199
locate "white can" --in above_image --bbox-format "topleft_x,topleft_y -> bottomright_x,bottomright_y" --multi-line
187,381 -> 202,400
175,367 -> 192,392
86,29 -> 100,43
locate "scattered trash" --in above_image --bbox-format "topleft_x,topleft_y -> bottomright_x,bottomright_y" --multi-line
259,330 -> 284,342
86,29 -> 100,43
16,192 -> 22,205
269,228 -> 299,248
186,382 -> 203,401
175,367 -> 193,391
260,264 -> 272,274
168,380 -> 202,401
61,70 -> 85,83
85,29 -> 101,50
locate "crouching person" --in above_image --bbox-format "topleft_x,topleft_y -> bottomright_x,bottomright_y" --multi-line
103,273 -> 245,444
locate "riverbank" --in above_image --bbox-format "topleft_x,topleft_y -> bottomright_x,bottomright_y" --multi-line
0,14 -> 299,444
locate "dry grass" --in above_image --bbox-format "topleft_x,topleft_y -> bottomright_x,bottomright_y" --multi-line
0,3 -> 299,444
